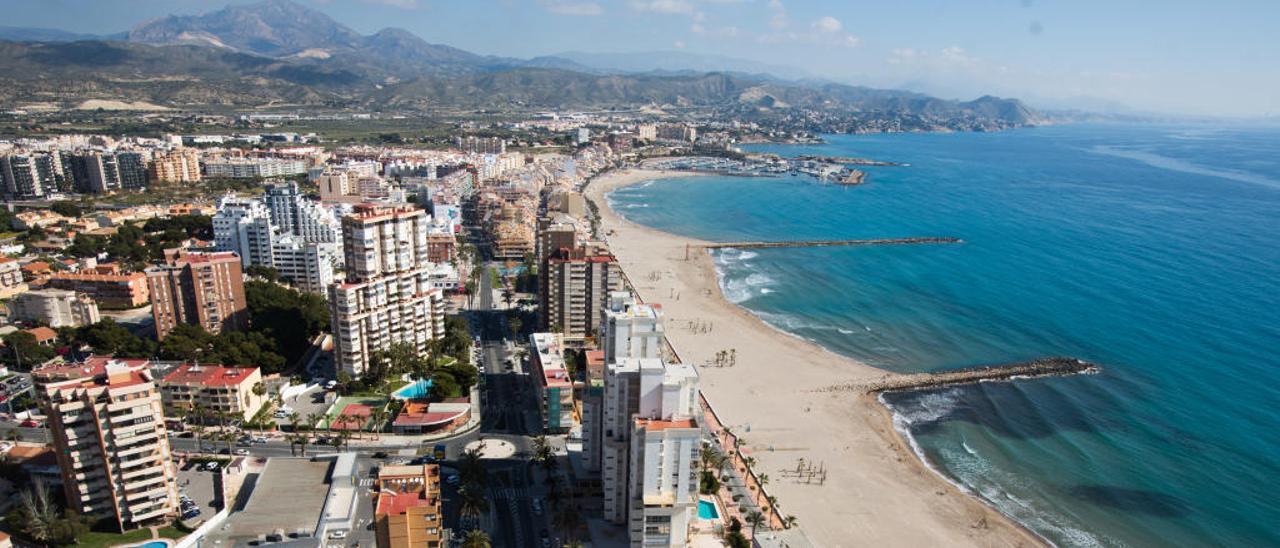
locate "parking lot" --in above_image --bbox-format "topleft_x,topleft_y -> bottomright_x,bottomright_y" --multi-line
175,464 -> 220,523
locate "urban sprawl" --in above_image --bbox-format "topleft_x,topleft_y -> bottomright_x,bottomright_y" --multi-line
0,117 -> 800,548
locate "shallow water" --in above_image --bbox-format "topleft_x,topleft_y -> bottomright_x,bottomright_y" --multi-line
608,123 -> 1280,547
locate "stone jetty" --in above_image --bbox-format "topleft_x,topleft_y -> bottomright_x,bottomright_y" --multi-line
701,236 -> 961,250
818,357 -> 1101,394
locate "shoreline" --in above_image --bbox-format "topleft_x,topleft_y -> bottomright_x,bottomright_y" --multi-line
586,168 -> 1047,547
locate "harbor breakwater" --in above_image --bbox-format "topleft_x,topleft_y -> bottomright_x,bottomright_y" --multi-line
819,357 -> 1101,394
701,236 -> 962,250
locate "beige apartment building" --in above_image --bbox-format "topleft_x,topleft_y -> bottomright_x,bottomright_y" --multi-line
46,271 -> 150,310
159,363 -> 265,421
149,148 -> 202,185
34,356 -> 179,532
147,249 -> 248,340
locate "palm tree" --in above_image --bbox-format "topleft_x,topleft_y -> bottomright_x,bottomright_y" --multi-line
531,435 -> 552,469
370,406 -> 388,441
460,530 -> 491,548
746,511 -> 766,539
784,514 -> 798,529
458,485 -> 489,530
553,506 -> 583,544
458,446 -> 487,488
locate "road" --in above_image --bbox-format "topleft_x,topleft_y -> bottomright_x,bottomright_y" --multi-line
179,254 -> 554,545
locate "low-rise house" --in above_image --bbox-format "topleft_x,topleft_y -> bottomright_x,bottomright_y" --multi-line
0,258 -> 28,299
374,464 -> 443,548
159,363 -> 265,422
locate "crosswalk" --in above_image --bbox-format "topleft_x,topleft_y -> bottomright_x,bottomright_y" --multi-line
358,477 -> 375,487
492,486 -> 533,499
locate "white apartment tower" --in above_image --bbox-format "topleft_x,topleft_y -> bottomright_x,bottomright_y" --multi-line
588,292 -> 663,474
328,204 -> 445,376
212,191 -> 340,293
598,291 -> 701,548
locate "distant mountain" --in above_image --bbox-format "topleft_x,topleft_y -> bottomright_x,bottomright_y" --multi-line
0,0 -> 1039,132
128,0 -> 364,56
0,26 -> 122,42
551,50 -> 813,80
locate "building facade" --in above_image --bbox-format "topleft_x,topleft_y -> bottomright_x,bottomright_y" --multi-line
329,205 -> 445,376
149,148 -> 202,185
46,271 -> 150,310
374,464 -> 443,548
8,288 -> 101,328
146,250 -> 248,340
159,364 -> 265,421
529,332 -> 575,433
543,243 -> 623,343
34,357 -> 179,532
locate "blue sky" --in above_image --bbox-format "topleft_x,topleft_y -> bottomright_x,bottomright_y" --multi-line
6,0 -> 1279,117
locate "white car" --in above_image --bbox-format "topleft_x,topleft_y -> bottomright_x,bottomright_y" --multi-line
328,530 -> 348,540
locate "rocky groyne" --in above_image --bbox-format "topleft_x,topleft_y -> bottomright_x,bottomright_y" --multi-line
702,236 -> 961,250
819,357 -> 1101,394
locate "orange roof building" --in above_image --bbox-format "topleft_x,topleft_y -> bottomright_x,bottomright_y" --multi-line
374,464 -> 442,548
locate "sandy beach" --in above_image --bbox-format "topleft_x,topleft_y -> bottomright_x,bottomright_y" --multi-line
586,169 -> 1044,547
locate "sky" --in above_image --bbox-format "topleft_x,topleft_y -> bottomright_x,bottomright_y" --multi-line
5,0 -> 1279,117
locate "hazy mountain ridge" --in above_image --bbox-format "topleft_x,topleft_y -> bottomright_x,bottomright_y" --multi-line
0,0 -> 1040,131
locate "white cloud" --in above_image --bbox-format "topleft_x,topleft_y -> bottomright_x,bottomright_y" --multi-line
767,0 -> 789,29
812,16 -> 842,33
629,0 -> 697,14
539,0 -> 605,16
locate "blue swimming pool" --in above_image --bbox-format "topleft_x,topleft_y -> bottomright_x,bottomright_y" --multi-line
134,542 -> 169,548
392,379 -> 433,400
697,499 -> 719,520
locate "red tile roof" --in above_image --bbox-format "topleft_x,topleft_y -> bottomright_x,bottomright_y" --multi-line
375,491 -> 432,516
162,363 -> 258,387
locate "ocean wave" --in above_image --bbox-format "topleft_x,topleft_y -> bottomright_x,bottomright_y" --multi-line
720,272 -> 775,303
881,393 -> 1110,548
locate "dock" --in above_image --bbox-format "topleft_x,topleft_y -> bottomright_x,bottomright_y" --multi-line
700,236 -> 962,250
818,357 -> 1101,394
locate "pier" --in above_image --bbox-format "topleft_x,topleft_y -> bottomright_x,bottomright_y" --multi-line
700,236 -> 962,250
819,357 -> 1101,394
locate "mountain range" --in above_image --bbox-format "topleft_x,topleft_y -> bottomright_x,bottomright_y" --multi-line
0,0 -> 1040,131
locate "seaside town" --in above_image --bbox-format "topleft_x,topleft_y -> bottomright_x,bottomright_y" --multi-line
0,115 -> 854,548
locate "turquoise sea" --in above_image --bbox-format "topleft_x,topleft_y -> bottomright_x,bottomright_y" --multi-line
606,124 -> 1280,547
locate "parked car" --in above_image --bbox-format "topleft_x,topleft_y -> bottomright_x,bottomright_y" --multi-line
234,449 -> 250,456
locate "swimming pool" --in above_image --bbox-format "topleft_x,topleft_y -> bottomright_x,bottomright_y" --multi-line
392,379 -> 433,400
133,542 -> 170,548
697,499 -> 719,520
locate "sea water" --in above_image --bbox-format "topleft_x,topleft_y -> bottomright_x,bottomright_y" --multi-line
607,123 -> 1280,547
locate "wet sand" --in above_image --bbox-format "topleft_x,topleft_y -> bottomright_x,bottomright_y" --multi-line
586,168 -> 1045,547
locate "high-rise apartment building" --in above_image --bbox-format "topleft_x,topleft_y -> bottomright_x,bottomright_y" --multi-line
329,205 -> 445,376
34,356 -> 179,532
542,243 -> 623,342
146,250 -> 248,340
213,195 -> 276,267
149,149 -> 202,185
212,191 -> 339,293
455,136 -> 506,155
0,153 -> 57,198
594,292 -> 702,547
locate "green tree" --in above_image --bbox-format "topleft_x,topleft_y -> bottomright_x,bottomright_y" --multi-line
460,530 -> 492,548
2,331 -> 55,369
65,233 -> 105,258
245,265 -> 280,282
49,201 -> 83,218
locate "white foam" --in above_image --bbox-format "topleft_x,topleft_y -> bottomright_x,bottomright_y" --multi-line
879,394 -> 1110,548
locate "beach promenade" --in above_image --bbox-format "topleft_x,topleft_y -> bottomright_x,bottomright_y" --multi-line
586,169 -> 1045,547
